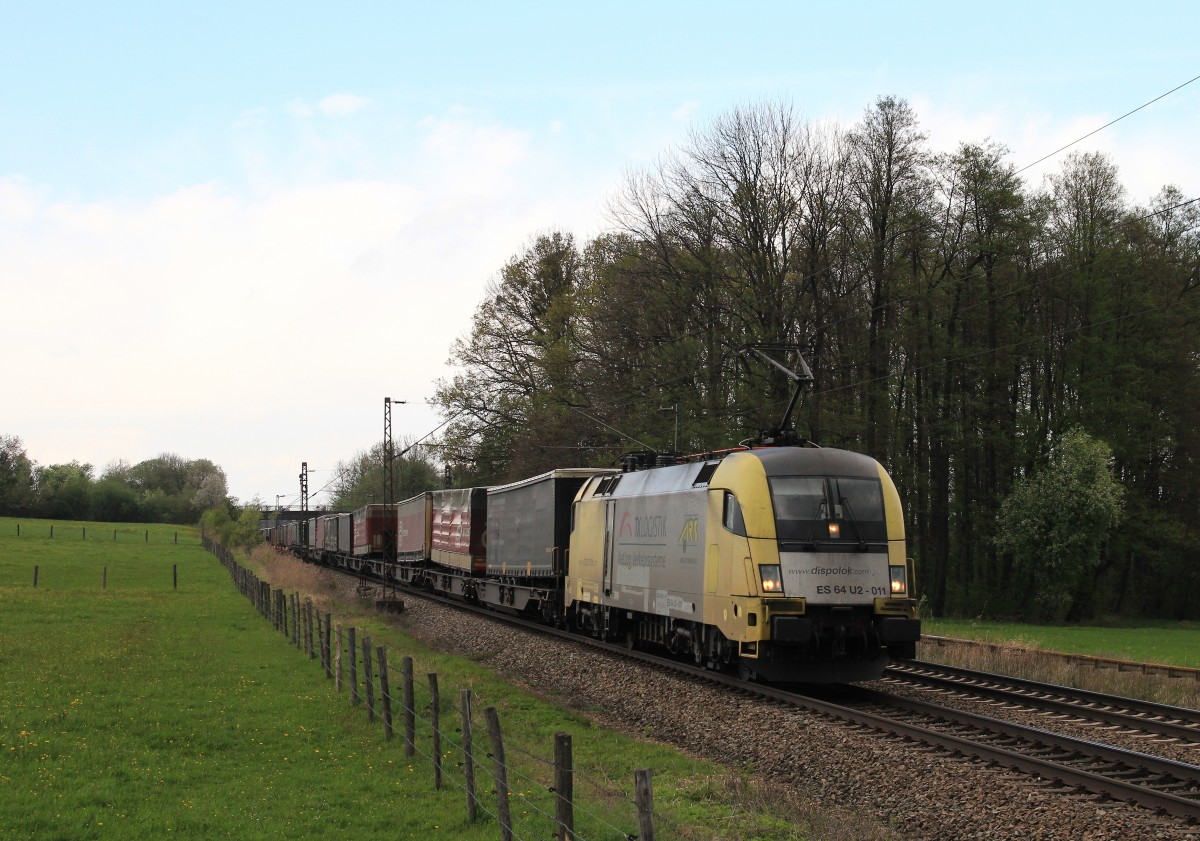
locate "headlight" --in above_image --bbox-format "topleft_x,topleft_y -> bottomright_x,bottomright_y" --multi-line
889,565 -> 908,596
759,564 -> 784,594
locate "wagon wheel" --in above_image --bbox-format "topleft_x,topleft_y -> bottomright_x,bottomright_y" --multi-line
623,627 -> 637,650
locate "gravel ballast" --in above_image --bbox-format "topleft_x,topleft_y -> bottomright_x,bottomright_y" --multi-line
378,592 -> 1200,841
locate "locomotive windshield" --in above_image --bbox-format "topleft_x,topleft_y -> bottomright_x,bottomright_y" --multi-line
769,476 -> 887,543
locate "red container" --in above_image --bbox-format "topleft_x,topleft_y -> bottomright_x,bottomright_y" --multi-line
352,504 -> 397,556
430,487 -> 487,573
396,494 -> 432,561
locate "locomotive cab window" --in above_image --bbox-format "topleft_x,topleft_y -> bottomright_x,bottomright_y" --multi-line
769,476 -> 887,543
722,491 -> 747,536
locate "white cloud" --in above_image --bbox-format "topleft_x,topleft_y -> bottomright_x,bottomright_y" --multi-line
286,99 -> 314,118
672,100 -> 701,121
0,176 -> 43,227
912,96 -> 1200,202
1,110 -> 604,504
318,93 -> 371,116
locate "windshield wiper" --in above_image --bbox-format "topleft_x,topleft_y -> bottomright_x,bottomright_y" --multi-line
837,493 -> 869,551
802,497 -> 827,549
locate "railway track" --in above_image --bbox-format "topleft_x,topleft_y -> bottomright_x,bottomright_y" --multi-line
883,660 -> 1200,745
330,567 -> 1200,824
823,684 -> 1200,822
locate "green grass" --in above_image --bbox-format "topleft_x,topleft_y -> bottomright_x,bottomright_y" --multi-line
925,617 -> 1200,668
0,519 -> 845,841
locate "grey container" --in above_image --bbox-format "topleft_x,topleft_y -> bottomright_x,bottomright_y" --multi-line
486,468 -> 614,577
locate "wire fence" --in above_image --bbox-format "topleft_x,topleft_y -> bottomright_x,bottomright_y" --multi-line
4,520 -> 196,545
204,537 -> 664,841
21,562 -> 182,591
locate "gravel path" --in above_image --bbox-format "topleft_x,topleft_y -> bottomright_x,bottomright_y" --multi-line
378,593 -> 1200,841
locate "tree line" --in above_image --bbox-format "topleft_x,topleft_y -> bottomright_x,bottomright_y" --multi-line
0,435 -> 234,525
324,441 -> 442,512
435,97 -> 1200,622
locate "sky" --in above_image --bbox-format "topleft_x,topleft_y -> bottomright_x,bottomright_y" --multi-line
3,1 -> 1197,509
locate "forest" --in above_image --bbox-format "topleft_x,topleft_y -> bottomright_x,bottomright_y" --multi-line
435,97 -> 1200,623
0,436 -> 232,525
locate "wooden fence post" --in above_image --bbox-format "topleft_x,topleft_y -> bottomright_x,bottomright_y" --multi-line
402,656 -> 415,758
102,566 -> 107,590
173,564 -> 177,590
376,647 -> 394,740
323,613 -> 332,678
461,689 -> 477,823
335,624 -> 343,691
306,601 -> 315,660
361,635 -> 375,722
315,613 -> 324,668
429,673 -> 442,789
292,594 -> 300,648
348,627 -> 359,705
484,707 -> 512,841
33,565 -> 38,587
555,732 -> 574,840
635,769 -> 655,841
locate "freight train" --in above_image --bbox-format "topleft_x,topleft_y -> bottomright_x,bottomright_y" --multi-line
267,443 -> 920,683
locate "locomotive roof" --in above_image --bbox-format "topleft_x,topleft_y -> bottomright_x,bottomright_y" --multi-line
751,446 -> 882,478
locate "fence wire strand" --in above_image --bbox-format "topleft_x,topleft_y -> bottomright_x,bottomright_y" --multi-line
209,540 -> 658,841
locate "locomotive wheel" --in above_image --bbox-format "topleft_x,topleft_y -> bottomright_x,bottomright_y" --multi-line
623,628 -> 637,650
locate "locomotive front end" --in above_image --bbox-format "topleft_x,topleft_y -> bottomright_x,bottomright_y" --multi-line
714,447 -> 920,682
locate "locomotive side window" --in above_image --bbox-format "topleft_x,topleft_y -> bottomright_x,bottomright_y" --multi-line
722,491 -> 747,536
770,476 -> 887,543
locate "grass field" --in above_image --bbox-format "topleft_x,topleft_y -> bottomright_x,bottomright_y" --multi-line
0,519 -> 850,841
924,617 -> 1200,668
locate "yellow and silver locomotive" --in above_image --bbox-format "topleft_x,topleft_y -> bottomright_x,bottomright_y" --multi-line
566,445 -> 919,682
277,345 -> 918,683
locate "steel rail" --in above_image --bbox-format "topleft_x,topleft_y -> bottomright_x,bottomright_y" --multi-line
304,558 -> 1200,823
885,660 -> 1200,743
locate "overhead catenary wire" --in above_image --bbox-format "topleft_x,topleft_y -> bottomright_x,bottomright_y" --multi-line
1015,72 -> 1200,176
429,76 -> 1200,465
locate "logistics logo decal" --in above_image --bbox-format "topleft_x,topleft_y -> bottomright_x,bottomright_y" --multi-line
619,511 -> 634,538
678,516 -> 699,552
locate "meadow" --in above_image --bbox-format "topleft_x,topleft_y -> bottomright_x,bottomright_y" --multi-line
924,617 -> 1200,668
0,519 -> 843,841
921,617 -> 1200,707
7,514 -> 1195,840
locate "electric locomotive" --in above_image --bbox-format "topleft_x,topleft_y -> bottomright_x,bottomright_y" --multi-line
565,444 -> 918,682
272,344 -> 919,683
